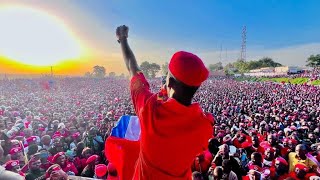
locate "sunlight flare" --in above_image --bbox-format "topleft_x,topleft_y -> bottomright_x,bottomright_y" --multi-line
0,6 -> 81,66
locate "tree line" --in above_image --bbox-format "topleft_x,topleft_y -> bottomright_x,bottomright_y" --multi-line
85,54 -> 320,78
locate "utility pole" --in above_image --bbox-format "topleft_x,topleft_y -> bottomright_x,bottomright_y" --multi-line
50,66 -> 53,77
240,25 -> 247,61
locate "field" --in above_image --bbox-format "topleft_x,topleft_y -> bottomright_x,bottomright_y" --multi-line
235,77 -> 320,85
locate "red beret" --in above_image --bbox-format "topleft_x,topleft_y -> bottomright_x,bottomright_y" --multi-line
72,132 -> 80,139
265,147 -> 275,153
86,155 -> 99,165
288,139 -> 298,144
45,164 -> 62,179
275,157 -> 288,166
4,160 -> 19,170
95,164 -> 107,177
52,133 -> 62,139
26,136 -> 37,143
169,51 -> 209,87
52,152 -> 65,163
295,163 -> 308,172
9,147 -> 22,155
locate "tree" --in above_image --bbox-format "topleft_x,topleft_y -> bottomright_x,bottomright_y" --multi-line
140,61 -> 161,78
208,62 -> 223,72
306,54 -> 320,68
84,72 -> 92,78
140,61 -> 151,77
92,65 -> 106,78
233,60 -> 249,73
229,57 -> 282,74
149,63 -> 161,78
257,57 -> 282,68
109,72 -> 116,77
161,62 -> 169,76
224,63 -> 235,75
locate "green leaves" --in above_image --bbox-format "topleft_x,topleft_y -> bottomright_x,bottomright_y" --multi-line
140,61 -> 161,78
306,54 -> 320,67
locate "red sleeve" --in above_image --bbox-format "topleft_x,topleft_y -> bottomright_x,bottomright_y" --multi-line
69,163 -> 79,175
233,139 -> 242,149
130,73 -> 153,116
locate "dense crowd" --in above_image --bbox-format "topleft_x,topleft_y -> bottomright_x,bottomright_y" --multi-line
1,75 -> 320,179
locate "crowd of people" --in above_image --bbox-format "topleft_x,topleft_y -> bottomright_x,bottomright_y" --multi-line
1,74 -> 320,179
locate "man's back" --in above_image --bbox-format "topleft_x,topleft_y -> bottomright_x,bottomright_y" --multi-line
115,25 -> 212,179
131,74 -> 213,179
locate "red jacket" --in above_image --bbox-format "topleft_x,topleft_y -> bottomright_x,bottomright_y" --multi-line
130,73 -> 213,180
62,162 -> 78,175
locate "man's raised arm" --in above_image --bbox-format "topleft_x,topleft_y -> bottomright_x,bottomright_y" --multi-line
116,25 -> 140,77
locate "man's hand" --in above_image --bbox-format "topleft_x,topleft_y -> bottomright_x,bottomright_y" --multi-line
116,25 -> 129,41
116,25 -> 140,76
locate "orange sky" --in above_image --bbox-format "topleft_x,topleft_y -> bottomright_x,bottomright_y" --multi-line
0,2 -> 129,76
0,56 -> 127,76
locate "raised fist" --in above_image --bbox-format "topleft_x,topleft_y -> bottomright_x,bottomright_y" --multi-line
116,25 -> 129,40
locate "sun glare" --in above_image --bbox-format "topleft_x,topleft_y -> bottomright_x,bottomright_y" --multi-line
0,6 -> 81,66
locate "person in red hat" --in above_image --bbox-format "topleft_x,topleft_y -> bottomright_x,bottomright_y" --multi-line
25,158 -> 45,180
9,147 -> 26,167
81,154 -> 100,178
45,164 -> 68,180
232,132 -> 248,149
52,152 -> 78,176
263,147 -> 276,178
115,25 -> 213,180
3,160 -> 24,176
191,150 -> 213,176
288,163 -> 317,180
261,134 -> 283,157
273,157 -> 289,180
95,164 -> 108,179
245,135 -> 265,157
25,136 -> 42,155
70,132 -> 81,150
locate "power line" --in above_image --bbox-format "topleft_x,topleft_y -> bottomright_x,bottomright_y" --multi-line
240,25 -> 247,61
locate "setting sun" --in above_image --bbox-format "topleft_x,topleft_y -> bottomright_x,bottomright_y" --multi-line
0,6 -> 81,66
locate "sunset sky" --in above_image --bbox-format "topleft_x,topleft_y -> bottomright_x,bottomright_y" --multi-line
0,0 -> 320,76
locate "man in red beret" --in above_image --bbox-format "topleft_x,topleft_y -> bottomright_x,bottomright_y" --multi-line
288,163 -> 317,180
53,152 -> 78,176
25,158 -> 45,180
81,155 -> 100,178
3,160 -> 24,176
9,147 -> 25,167
45,164 -> 68,180
273,157 -> 289,180
115,25 -> 213,180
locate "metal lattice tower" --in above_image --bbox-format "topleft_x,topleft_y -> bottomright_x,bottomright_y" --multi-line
240,26 -> 247,61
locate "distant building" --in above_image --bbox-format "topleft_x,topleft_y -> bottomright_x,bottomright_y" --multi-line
249,67 -> 275,73
275,66 -> 300,74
